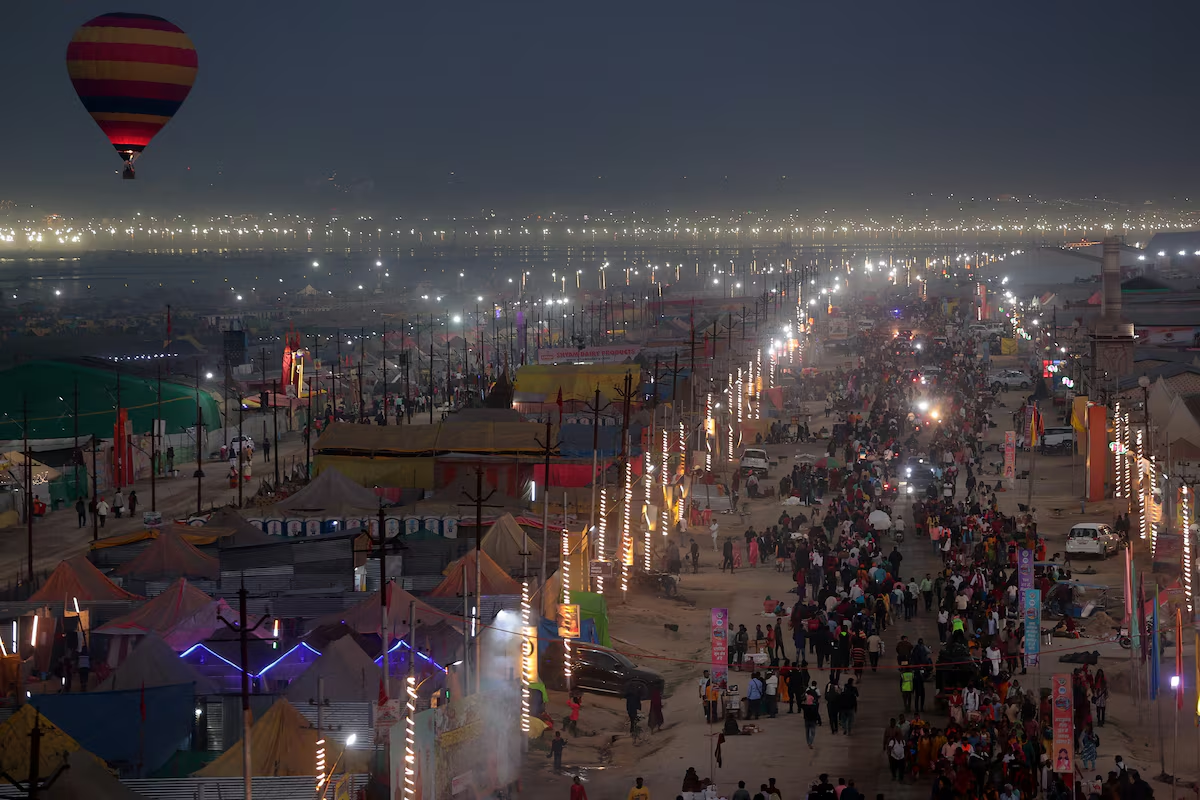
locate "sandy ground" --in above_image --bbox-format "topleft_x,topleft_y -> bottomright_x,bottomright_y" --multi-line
521,349 -> 1199,800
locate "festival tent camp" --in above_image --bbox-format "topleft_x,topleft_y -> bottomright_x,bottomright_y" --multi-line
284,636 -> 383,704
195,698 -> 368,777
95,633 -> 218,694
479,513 -> 542,574
429,549 -> 522,598
309,581 -> 461,666
95,578 -> 269,657
208,507 -> 277,548
273,466 -> 380,517
29,555 -> 143,603
0,705 -> 105,787
114,531 -> 219,582
44,750 -> 148,800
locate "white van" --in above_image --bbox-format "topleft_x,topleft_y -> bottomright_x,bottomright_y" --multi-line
1041,427 -> 1075,452
1066,523 -> 1119,558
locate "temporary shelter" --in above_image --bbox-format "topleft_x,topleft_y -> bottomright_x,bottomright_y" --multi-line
479,513 -> 542,574
284,636 -> 381,704
114,532 -> 220,582
95,634 -> 218,694
0,705 -> 105,786
208,507 -> 277,548
44,750 -> 148,800
274,466 -> 381,517
30,683 -> 196,777
30,555 -> 143,603
310,581 -> 461,665
429,549 -> 522,598
95,578 -> 267,655
196,698 -> 367,777
0,451 -> 61,484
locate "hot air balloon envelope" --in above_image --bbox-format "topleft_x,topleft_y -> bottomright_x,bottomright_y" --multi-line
66,13 -> 197,179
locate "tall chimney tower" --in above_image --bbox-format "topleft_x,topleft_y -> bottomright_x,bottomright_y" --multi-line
1100,236 -> 1122,320
1089,235 -> 1135,396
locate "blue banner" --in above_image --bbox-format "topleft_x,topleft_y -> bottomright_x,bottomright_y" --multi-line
1024,589 -> 1041,667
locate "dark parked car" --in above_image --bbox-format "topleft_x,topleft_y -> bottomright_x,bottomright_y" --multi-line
541,643 -> 665,698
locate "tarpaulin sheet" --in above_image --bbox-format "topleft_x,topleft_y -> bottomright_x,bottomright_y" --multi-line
30,683 -> 195,776
513,364 -> 636,405
479,514 -> 543,573
536,616 -> 599,657
315,420 -> 546,456
531,462 -> 601,488
314,455 -> 436,490
558,424 -> 625,458
569,590 -> 611,647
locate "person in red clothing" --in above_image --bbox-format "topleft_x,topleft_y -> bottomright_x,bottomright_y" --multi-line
570,776 -> 588,800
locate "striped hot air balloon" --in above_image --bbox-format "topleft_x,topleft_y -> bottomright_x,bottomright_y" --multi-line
66,13 -> 197,179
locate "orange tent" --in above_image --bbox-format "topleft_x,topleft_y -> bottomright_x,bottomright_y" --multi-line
29,556 -> 142,603
114,532 -> 219,582
429,549 -> 521,597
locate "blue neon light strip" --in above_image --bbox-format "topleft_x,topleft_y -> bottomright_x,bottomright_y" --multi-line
180,639 -> 445,676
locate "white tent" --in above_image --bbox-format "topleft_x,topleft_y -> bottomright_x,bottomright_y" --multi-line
284,636 -> 381,704
480,513 -> 542,574
96,633 -> 219,694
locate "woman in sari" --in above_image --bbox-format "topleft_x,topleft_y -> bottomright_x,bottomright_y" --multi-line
648,687 -> 665,733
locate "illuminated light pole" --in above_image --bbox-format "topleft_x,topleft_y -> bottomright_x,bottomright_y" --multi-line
705,393 -> 713,473
621,438 -> 632,598
726,378 -> 734,461
403,600 -> 417,800
660,427 -> 670,537
519,577 -> 531,734
1138,429 -> 1149,541
1182,485 -> 1192,615
597,487 -> 607,594
561,508 -> 572,691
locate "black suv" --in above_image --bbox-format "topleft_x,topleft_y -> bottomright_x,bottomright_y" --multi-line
541,643 -> 665,698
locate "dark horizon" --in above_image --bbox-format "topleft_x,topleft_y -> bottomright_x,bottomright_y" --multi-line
4,1 -> 1199,216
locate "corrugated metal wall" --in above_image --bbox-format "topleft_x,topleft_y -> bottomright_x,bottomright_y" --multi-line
294,701 -> 374,746
0,774 -> 369,800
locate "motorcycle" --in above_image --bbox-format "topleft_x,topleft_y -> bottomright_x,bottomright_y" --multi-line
1118,620 -> 1173,650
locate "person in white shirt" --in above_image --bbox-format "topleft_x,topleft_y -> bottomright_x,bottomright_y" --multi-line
985,644 -> 1002,676
937,608 -> 950,642
764,671 -> 779,718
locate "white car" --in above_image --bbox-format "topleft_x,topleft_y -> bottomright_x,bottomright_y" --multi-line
739,448 -> 770,478
230,435 -> 255,455
1065,523 -> 1119,558
989,370 -> 1032,392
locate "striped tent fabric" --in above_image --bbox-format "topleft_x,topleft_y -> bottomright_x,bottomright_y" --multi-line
66,12 -> 197,178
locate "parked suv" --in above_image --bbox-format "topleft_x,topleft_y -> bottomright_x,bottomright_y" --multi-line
1040,427 -> 1075,453
989,370 -> 1032,392
540,642 -> 666,697
740,448 -> 770,477
1065,523 -> 1119,558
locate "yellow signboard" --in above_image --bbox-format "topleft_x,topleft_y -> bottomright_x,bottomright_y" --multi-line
556,604 -> 581,639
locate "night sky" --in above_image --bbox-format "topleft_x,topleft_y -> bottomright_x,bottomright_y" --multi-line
4,1 -> 1199,214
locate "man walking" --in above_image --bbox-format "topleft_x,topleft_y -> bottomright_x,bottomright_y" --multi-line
746,672 -> 764,720
75,497 -> 86,529
96,497 -> 109,528
801,684 -> 822,749
899,662 -> 914,712
263,437 -> 271,463
867,632 -> 883,671
112,489 -> 124,519
690,538 -> 700,573
722,537 -> 734,572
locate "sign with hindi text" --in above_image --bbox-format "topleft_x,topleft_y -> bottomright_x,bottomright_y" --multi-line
1051,674 -> 1074,774
711,608 -> 729,689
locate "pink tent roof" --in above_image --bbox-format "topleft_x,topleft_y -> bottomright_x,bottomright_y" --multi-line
95,578 -> 212,639
312,582 -> 461,642
114,532 -> 220,582
30,556 -> 142,603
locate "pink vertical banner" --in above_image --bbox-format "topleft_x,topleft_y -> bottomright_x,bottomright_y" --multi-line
711,608 -> 729,689
1003,431 -> 1016,482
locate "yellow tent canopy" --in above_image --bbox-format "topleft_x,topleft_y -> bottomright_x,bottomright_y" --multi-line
0,452 -> 60,484
196,698 -> 368,778
0,705 -> 105,785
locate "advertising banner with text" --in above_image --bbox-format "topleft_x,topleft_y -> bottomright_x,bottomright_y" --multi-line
711,608 -> 729,689
538,346 -> 640,364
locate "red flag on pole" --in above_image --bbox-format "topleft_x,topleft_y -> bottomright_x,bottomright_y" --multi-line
556,387 -> 563,425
